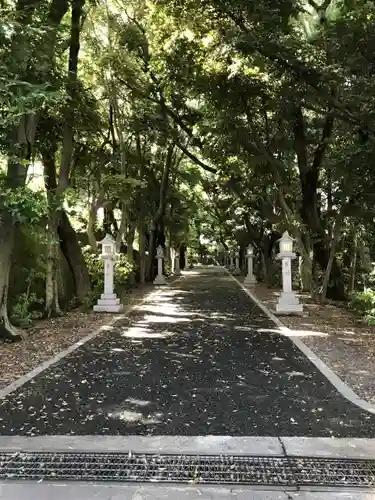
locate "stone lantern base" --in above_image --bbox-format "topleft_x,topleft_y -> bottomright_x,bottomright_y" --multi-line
174,258 -> 181,276
232,267 -> 241,276
244,274 -> 257,286
153,274 -> 167,285
93,293 -> 123,313
275,291 -> 303,315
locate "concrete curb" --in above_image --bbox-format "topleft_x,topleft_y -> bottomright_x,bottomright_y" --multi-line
0,275 -> 184,400
0,435 -> 374,459
223,267 -> 375,415
0,436 -> 283,456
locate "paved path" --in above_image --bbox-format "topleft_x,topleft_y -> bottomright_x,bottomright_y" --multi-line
0,482 -> 373,500
0,267 -> 375,437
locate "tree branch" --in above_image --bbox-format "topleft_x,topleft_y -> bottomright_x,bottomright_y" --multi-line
292,105 -> 309,175
218,4 -> 368,131
312,112 -> 334,171
175,141 -> 217,173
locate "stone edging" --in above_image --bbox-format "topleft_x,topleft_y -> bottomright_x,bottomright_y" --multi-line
0,435 -> 374,459
0,275 -> 184,400
223,268 -> 375,415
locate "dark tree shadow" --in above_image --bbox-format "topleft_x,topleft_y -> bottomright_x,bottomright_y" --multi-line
0,268 -> 375,438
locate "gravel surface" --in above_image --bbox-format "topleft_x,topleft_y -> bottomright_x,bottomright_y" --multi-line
252,283 -> 375,406
0,285 -> 154,390
0,267 -> 374,437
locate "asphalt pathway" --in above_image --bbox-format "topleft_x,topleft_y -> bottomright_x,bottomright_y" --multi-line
0,266 -> 374,437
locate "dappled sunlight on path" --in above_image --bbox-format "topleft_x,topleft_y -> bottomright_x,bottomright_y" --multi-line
0,267 -> 374,437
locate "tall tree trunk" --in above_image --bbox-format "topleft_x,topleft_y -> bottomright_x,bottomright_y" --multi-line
320,210 -> 345,301
126,223 -> 136,261
292,104 -> 344,298
138,219 -> 146,285
116,204 -> 127,252
53,0 -> 87,305
298,254 -> 313,292
43,143 -> 91,304
0,0 -> 70,340
260,232 -> 279,286
146,144 -> 174,281
58,211 -> 91,301
87,198 -> 102,251
43,147 -> 62,317
0,215 -> 22,341
45,216 -> 61,317
297,234 -> 313,292
126,223 -> 136,285
147,227 -> 158,281
350,233 -> 358,293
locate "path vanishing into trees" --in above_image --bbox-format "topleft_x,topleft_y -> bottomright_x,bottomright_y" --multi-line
0,267 -> 374,438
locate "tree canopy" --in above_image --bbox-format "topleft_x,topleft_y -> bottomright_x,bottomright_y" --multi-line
1,0 -> 375,340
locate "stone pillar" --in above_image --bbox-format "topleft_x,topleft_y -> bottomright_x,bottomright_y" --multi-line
174,252 -> 181,276
229,253 -> 234,269
276,231 -> 303,314
244,244 -> 257,286
233,250 -> 241,275
153,245 -> 167,285
94,234 -> 123,312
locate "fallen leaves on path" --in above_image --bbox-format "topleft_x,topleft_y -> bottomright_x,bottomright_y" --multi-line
0,285 -> 153,390
253,284 -> 375,406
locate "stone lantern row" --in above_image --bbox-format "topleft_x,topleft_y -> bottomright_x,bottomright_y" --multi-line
226,231 -> 303,314
93,238 -> 187,312
153,246 -> 186,285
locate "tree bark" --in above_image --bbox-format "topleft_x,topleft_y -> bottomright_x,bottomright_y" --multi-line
87,200 -> 99,251
320,210 -> 345,301
0,214 -> 22,341
58,0 -> 85,191
45,218 -> 62,317
116,205 -> 127,252
43,146 -> 62,317
260,232 -> 280,285
0,0 -> 70,338
126,223 -> 136,261
293,105 -> 344,298
146,144 -> 174,281
58,211 -> 91,301
138,219 -> 146,285
350,233 -> 358,293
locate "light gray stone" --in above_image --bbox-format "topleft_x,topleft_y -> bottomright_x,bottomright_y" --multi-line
0,435 -> 283,455
0,482 -> 290,500
281,437 -> 375,459
291,491 -> 375,499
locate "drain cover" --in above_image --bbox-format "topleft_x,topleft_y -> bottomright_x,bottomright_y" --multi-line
0,452 -> 374,487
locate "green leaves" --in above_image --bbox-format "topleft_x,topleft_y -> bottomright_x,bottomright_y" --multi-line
0,174 -> 47,224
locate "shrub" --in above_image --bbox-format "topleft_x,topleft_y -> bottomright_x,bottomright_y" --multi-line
349,289 -> 375,325
11,292 -> 44,327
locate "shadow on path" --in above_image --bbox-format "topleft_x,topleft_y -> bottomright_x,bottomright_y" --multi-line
0,267 -> 374,437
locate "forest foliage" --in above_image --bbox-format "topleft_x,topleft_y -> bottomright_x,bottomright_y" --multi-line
1,0 -> 375,340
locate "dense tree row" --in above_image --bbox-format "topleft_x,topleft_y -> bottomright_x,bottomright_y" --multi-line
1,0 -> 375,341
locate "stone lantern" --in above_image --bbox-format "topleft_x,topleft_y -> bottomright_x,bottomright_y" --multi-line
276,231 -> 303,314
93,234 -> 123,312
244,244 -> 257,286
233,249 -> 241,275
154,245 -> 167,285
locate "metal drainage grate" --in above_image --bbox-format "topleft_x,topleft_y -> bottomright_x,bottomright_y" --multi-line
0,452 -> 374,488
